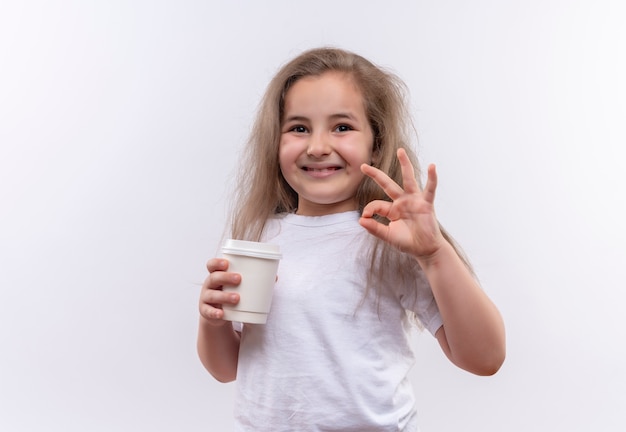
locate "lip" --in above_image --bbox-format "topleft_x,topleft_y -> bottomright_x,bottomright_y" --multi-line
301,164 -> 343,178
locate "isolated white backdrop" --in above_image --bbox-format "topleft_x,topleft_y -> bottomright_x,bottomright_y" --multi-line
1,1 -> 624,431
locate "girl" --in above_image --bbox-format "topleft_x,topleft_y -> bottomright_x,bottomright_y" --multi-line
197,47 -> 505,431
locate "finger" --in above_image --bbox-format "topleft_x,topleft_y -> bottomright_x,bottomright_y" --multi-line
360,199 -> 395,240
361,199 -> 393,220
397,148 -> 420,194
202,288 -> 240,307
358,214 -> 391,242
204,271 -> 241,291
207,257 -> 229,273
200,302 -> 232,322
200,302 -> 225,321
200,290 -> 239,320
422,163 -> 438,204
361,163 -> 405,201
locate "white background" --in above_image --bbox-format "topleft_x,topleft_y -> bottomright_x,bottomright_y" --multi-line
1,1 -> 625,431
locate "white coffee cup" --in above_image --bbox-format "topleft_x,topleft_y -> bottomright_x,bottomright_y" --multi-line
220,239 -> 282,324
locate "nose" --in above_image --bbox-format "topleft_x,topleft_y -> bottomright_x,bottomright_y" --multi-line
306,132 -> 331,158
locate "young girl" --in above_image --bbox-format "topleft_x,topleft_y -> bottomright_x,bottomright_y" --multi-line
197,47 -> 505,431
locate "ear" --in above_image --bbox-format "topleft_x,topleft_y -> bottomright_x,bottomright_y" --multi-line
371,140 -> 382,166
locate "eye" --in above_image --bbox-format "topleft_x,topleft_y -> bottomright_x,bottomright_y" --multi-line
335,124 -> 353,132
289,125 -> 308,133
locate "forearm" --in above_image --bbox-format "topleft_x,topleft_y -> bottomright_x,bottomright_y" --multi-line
197,318 -> 241,383
417,241 -> 506,375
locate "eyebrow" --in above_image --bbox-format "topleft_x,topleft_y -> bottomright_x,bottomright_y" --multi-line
282,115 -> 308,124
282,113 -> 357,123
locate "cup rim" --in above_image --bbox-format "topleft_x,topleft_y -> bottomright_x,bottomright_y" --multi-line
221,239 -> 282,260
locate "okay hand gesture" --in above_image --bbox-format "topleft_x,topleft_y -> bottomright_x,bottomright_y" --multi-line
360,148 -> 446,259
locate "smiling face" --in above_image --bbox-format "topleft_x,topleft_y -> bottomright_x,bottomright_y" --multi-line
279,72 -> 375,216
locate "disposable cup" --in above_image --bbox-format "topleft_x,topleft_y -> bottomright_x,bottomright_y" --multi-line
220,239 -> 281,324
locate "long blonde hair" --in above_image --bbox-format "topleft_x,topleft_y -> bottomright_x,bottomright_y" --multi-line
229,47 -> 472,287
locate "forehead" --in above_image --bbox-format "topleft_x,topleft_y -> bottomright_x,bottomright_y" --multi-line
282,71 -> 366,117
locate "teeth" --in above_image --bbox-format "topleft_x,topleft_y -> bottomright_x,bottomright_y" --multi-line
305,167 -> 338,171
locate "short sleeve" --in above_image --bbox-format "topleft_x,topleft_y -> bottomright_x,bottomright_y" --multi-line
395,268 -> 443,336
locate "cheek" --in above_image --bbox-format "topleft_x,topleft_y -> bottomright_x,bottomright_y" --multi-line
344,144 -> 374,166
339,133 -> 374,163
278,141 -> 296,173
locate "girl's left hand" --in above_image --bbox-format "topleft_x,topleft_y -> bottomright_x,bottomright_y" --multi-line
359,148 -> 445,259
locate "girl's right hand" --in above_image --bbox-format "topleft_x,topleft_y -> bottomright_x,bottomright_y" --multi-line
198,258 -> 241,327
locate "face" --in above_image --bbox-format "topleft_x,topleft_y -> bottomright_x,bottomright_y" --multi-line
279,71 -> 375,216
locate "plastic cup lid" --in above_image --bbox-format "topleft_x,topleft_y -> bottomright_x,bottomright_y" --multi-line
221,239 -> 282,260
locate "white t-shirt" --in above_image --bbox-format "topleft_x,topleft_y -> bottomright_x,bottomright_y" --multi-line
233,211 -> 442,432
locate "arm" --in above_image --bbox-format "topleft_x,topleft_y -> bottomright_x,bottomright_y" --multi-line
197,258 -> 242,382
360,149 -> 505,376
419,241 -> 505,376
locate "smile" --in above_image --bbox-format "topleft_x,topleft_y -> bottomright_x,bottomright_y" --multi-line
303,167 -> 340,172
302,166 -> 342,178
